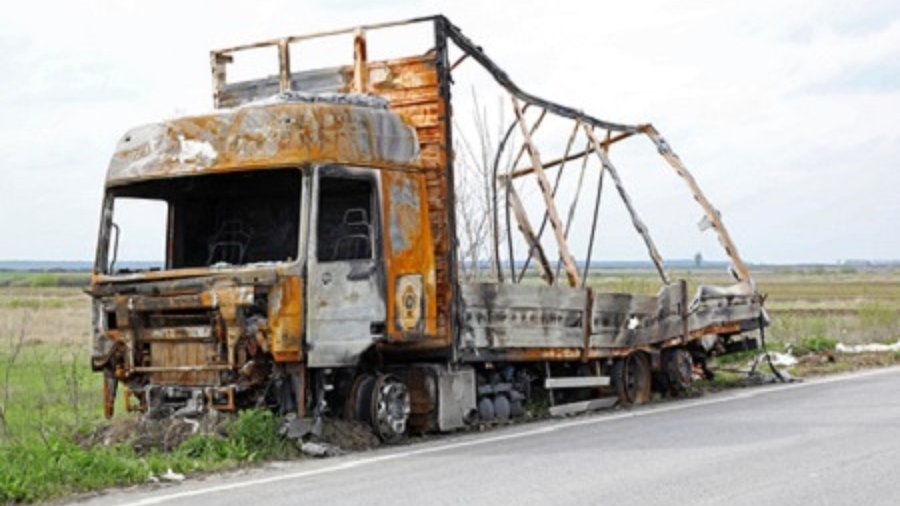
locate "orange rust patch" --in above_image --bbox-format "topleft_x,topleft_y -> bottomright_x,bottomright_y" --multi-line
269,276 -> 303,362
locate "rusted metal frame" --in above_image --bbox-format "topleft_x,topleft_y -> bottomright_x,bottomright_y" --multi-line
491,119 -> 516,283
581,287 -> 594,362
434,17 -> 463,360
512,96 -> 580,287
556,136 -> 594,281
584,125 -> 671,285
209,53 -> 232,108
502,130 -> 637,181
516,119 -> 582,281
206,386 -> 236,411
212,15 -> 441,55
133,365 -> 232,373
491,106 -> 533,283
450,53 -> 469,71
353,28 -> 368,93
506,184 -> 554,284
581,134 -> 608,285
642,125 -> 752,284
278,40 -> 292,92
441,18 -> 639,133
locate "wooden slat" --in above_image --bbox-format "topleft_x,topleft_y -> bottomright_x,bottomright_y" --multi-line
512,97 -> 580,287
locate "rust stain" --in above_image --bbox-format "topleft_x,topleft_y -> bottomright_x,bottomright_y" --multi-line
106,101 -> 421,187
381,170 -> 439,341
269,276 -> 303,362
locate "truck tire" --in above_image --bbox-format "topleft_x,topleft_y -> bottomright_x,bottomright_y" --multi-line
611,353 -> 652,405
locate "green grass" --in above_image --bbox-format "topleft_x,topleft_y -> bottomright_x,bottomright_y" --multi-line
0,410 -> 297,503
794,336 -> 838,355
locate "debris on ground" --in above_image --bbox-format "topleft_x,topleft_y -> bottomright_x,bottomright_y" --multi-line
316,419 -> 381,451
160,469 -> 186,482
836,339 -> 900,354
764,351 -> 798,367
79,411 -> 232,453
299,441 -> 341,458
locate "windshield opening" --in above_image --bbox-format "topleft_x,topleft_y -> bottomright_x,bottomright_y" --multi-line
102,168 -> 301,274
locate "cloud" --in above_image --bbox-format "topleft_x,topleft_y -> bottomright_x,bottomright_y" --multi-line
1,0 -> 898,263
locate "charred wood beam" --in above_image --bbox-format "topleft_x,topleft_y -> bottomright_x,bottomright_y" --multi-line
517,119 -> 581,281
584,125 -> 671,285
510,109 -> 547,169
352,28 -> 369,93
506,184 -> 554,284
513,96 -> 581,287
643,125 -> 751,283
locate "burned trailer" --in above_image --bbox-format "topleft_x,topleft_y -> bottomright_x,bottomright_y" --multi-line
88,16 -> 766,439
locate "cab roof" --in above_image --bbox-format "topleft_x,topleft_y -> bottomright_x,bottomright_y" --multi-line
106,94 -> 420,186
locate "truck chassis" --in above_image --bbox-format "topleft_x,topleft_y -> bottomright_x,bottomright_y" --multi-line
89,16 -> 766,440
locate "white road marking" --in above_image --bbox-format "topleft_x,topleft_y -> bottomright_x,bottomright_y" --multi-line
111,366 -> 900,506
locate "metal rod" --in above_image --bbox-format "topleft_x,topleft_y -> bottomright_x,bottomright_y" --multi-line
556,137 -> 594,281
584,125 -> 671,285
582,154 -> 606,285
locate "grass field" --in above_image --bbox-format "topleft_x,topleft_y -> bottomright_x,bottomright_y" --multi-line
0,267 -> 898,502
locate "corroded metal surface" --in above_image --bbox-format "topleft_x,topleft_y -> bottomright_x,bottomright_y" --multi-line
461,280 -> 763,361
106,101 -> 420,186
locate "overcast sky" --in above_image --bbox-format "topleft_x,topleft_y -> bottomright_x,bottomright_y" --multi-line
1,0 -> 898,264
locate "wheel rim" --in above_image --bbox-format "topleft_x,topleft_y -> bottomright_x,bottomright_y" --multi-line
371,375 -> 410,441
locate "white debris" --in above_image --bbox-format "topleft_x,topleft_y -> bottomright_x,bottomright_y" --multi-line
300,441 -> 340,458
835,340 -> 900,354
764,351 -> 798,367
176,135 -> 218,165
160,469 -> 186,482
626,316 -> 640,330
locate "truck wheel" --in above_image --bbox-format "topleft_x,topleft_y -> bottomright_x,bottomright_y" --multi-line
663,348 -> 693,394
493,395 -> 511,421
370,374 -> 410,442
478,397 -> 495,421
612,353 -> 652,405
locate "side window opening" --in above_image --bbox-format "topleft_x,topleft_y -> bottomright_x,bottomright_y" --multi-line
317,176 -> 375,262
108,197 -> 168,273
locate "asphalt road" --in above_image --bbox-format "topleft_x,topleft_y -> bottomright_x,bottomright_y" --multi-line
79,367 -> 900,506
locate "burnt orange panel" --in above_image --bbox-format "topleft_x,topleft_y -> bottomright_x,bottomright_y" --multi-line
382,171 -> 439,341
269,276 -> 303,362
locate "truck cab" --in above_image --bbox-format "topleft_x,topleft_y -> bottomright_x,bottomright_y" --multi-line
89,95 -> 452,438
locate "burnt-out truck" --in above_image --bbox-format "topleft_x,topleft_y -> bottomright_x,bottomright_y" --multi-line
88,16 -> 766,440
